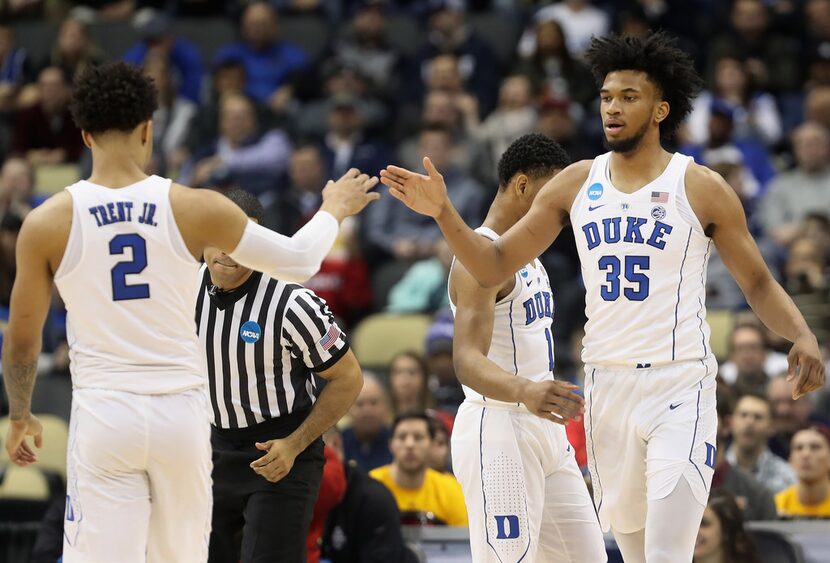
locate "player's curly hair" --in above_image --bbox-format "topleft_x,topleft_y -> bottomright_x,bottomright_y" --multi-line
497,133 -> 571,189
584,31 -> 703,140
70,62 -> 158,134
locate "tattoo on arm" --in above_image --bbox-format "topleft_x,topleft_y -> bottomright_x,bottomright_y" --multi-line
4,358 -> 38,420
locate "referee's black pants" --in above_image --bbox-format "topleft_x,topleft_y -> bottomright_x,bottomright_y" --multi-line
208,412 -> 325,563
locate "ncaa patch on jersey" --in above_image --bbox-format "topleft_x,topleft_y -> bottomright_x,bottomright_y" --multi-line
651,205 -> 666,220
520,268 -> 529,278
240,321 -> 261,343
587,183 -> 604,201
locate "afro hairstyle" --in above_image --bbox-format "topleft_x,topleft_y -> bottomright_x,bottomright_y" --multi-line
70,62 -> 158,134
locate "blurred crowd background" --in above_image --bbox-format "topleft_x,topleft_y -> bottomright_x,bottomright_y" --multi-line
0,0 -> 829,561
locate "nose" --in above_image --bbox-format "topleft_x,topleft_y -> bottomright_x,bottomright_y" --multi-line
605,98 -> 622,115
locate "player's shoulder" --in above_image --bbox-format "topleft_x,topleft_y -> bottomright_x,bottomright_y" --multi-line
683,160 -> 739,220
21,191 -> 73,236
552,159 -> 594,187
540,159 -> 594,208
683,160 -> 732,195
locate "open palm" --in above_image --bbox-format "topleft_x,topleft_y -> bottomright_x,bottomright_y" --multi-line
379,157 -> 449,218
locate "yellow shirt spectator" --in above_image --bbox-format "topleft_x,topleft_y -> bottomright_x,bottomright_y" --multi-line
775,486 -> 830,518
371,464 -> 468,526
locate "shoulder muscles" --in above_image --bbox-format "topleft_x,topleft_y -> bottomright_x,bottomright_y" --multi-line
169,183 -> 248,259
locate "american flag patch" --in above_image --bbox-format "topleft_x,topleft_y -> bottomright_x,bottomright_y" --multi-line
651,191 -> 668,203
319,325 -> 341,351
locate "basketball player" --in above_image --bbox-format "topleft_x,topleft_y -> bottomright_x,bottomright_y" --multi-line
381,33 -> 825,562
449,134 -> 606,562
2,62 -> 378,562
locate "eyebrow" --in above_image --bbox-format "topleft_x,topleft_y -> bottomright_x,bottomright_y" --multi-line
599,88 -> 642,94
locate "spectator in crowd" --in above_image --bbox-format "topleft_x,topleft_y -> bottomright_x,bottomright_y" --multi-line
367,126 -> 483,262
711,383 -> 779,521
681,100 -> 775,197
783,235 -> 828,297
768,375 -> 819,459
427,414 -> 451,473
42,16 -> 104,82
261,143 -> 372,327
759,122 -> 830,246
805,84 -> 830,131
306,445 -> 347,563
319,92 -> 392,181
342,372 -> 393,472
413,0 -> 499,115
473,75 -> 537,175
320,427 -> 418,563
333,0 -> 405,100
686,55 -> 782,147
0,211 -> 22,308
182,92 -> 291,195
693,490 -> 761,563
720,323 -> 787,390
293,60 -> 388,140
707,0 -> 801,93
421,54 -> 481,133
0,157 -> 44,219
0,21 -> 32,112
520,0 -> 610,59
385,239 -> 453,314
214,2 -> 310,109
370,412 -> 467,526
143,56 -> 196,174
387,350 -> 431,416
535,95 -> 595,162
123,9 -> 203,103
425,310 -> 465,414
515,19 -> 595,107
727,393 -> 797,494
11,66 -> 84,165
775,425 -> 830,517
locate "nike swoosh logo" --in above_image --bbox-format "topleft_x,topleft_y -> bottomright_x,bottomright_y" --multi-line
588,204 -> 606,211
669,402 -> 683,410
526,280 -> 532,287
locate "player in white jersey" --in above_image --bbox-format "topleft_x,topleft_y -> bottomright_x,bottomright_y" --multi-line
448,134 -> 606,562
381,32 -> 825,562
2,62 -> 378,563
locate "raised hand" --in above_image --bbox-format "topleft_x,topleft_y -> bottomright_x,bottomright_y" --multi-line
380,157 -> 450,219
788,335 -> 826,400
320,168 -> 380,222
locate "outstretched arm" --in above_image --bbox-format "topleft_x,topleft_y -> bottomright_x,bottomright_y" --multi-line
174,169 -> 379,283
451,261 -> 584,423
689,166 -> 825,399
380,158 -> 584,287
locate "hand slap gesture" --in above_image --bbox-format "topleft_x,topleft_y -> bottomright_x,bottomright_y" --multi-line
380,157 -> 450,219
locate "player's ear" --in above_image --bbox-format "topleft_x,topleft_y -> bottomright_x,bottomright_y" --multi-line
140,120 -> 153,145
514,174 -> 528,197
81,130 -> 94,149
654,100 -> 669,124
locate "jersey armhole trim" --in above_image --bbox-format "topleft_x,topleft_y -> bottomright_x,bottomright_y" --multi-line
675,156 -> 708,239
165,180 -> 201,266
53,186 -> 84,281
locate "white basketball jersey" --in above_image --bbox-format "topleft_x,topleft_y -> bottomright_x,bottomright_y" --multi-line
570,152 -> 713,368
449,227 -> 556,406
54,176 -> 204,394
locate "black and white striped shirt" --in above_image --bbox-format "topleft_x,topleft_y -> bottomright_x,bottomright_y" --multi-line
195,266 -> 349,429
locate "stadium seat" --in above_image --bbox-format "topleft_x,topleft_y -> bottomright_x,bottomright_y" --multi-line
706,309 -> 735,362
468,12 -> 518,66
748,528 -> 805,563
11,21 -> 57,67
351,313 -> 432,370
0,415 -> 68,482
172,18 -> 236,63
34,164 -> 80,196
88,22 -> 141,60
0,466 -> 49,501
281,16 -> 330,62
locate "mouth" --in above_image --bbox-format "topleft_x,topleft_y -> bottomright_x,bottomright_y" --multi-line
214,259 -> 238,269
605,122 -> 625,136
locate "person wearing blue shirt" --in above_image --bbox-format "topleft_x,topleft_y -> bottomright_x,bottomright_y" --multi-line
214,2 -> 309,105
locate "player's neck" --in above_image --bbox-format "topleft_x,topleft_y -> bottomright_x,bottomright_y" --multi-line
88,150 -> 149,189
392,463 -> 427,490
607,141 -> 672,192
481,197 -> 520,236
797,477 -> 829,506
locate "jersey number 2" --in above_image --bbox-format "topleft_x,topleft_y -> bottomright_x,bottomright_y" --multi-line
109,234 -> 150,301
598,255 -> 649,301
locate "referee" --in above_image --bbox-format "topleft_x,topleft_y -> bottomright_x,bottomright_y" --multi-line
196,190 -> 364,563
